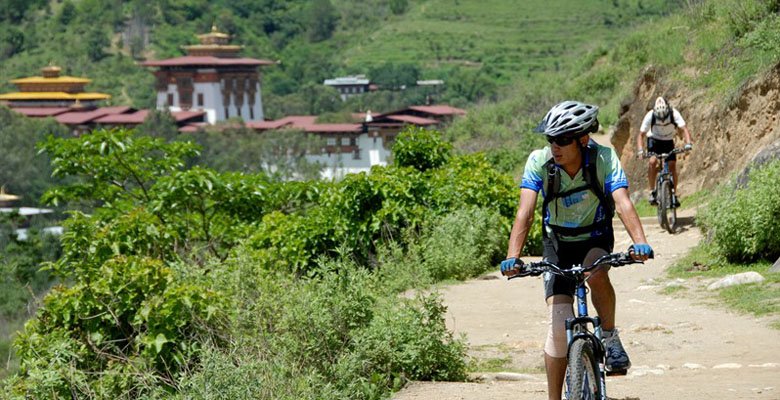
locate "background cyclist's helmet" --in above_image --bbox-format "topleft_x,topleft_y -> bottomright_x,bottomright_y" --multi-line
533,100 -> 599,138
653,96 -> 670,119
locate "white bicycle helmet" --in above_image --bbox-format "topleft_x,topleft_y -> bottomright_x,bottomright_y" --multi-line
653,96 -> 670,119
533,100 -> 599,137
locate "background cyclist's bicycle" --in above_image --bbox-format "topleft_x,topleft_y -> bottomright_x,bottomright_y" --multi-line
503,249 -> 651,400
647,148 -> 688,234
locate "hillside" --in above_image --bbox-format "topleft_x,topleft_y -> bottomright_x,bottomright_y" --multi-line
342,0 -> 674,85
0,0 -> 677,116
447,0 -> 780,183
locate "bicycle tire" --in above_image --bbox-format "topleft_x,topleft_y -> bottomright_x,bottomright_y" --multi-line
656,178 -> 668,231
661,179 -> 677,233
566,338 -> 603,400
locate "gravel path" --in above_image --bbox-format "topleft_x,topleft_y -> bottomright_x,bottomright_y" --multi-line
393,210 -> 780,400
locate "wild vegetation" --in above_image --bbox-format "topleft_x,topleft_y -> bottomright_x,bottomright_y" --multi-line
0,126 -> 540,397
3,0 -> 780,395
448,0 -> 780,165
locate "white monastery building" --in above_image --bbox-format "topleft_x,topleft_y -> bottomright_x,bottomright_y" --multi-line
142,26 -> 275,124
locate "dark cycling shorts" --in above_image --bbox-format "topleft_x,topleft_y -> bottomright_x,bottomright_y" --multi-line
542,234 -> 614,299
647,138 -> 676,161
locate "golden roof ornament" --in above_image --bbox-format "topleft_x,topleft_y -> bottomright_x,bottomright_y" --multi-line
41,62 -> 62,78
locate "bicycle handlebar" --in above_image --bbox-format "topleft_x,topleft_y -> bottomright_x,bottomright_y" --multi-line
504,250 -> 653,280
645,148 -> 689,160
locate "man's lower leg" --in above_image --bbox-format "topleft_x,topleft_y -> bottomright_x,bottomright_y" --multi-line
545,353 -> 567,400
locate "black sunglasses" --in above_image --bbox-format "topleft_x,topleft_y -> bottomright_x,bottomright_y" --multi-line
546,135 -> 578,146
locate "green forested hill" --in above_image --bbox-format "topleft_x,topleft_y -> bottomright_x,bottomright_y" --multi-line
0,0 -> 676,115
342,0 -> 674,85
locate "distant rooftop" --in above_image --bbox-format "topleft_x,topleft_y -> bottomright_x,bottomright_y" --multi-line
324,75 -> 370,86
416,80 -> 444,86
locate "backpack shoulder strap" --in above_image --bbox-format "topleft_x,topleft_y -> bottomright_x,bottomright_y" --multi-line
670,107 -> 678,128
582,145 -> 614,217
541,157 -> 559,237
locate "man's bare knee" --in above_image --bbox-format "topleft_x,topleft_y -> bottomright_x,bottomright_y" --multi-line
545,295 -> 573,358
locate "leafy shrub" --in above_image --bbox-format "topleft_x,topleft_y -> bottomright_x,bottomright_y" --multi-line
393,126 -> 453,171
172,256 -> 466,400
416,207 -> 506,281
698,159 -> 780,261
8,256 -> 225,398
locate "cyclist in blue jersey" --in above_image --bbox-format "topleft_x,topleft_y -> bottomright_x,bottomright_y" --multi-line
500,101 -> 653,400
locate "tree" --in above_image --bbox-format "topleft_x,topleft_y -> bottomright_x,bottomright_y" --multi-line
0,107 -> 69,204
369,62 -> 420,90
304,0 -> 339,42
189,122 -> 324,181
57,0 -> 76,25
0,26 -> 24,58
86,27 -> 110,62
389,0 -> 409,15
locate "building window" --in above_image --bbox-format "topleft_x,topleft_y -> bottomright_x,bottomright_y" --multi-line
353,150 -> 361,160
236,107 -> 241,117
198,93 -> 204,106
167,93 -> 174,106
326,137 -> 337,146
224,107 -> 229,118
350,137 -> 356,146
249,107 -> 255,120
341,137 -> 350,146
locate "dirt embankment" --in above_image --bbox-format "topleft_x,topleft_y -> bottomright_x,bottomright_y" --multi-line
611,63 -> 780,197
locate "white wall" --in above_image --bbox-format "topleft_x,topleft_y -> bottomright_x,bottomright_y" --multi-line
154,70 -> 265,123
304,133 -> 392,180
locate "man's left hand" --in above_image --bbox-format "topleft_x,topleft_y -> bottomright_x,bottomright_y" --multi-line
629,244 -> 653,261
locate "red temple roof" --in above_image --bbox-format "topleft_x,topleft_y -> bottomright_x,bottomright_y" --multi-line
10,107 -> 70,117
94,110 -> 150,124
407,105 -> 467,116
384,115 -> 438,126
246,115 -> 361,134
141,56 -> 275,68
56,106 -> 134,125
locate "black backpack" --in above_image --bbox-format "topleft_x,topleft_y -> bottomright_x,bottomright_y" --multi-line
541,143 -> 614,239
650,106 -> 678,129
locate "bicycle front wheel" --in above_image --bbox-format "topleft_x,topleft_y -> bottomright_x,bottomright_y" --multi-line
656,180 -> 668,231
566,338 -> 603,400
660,179 -> 677,233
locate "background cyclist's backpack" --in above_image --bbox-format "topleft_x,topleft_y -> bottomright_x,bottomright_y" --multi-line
650,105 -> 679,129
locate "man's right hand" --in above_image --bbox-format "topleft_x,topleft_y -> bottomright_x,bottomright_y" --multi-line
500,257 -> 524,276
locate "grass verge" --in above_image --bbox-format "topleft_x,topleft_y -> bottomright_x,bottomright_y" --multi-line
669,243 -> 779,328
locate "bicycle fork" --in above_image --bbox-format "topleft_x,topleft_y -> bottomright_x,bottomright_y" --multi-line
565,285 -> 608,400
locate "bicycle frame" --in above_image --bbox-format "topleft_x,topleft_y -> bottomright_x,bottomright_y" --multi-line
506,251 -> 650,400
566,281 -> 608,399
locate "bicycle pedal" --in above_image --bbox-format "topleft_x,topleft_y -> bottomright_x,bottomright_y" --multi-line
606,369 -> 628,376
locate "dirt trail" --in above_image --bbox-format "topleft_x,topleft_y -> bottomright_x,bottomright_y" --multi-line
393,210 -> 780,400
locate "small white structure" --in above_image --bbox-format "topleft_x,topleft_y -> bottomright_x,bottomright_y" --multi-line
323,75 -> 371,101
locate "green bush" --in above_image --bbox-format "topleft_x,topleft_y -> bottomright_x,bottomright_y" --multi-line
698,159 -> 780,261
8,256 -> 225,398
170,255 -> 466,400
417,207 -> 506,281
393,127 -> 453,171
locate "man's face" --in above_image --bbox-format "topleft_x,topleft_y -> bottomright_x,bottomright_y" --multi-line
549,135 -> 589,165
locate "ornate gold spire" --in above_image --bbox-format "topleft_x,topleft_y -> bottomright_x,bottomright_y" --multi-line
41,62 -> 62,78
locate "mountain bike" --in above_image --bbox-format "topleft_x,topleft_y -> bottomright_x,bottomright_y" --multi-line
504,248 -> 652,400
647,148 -> 687,234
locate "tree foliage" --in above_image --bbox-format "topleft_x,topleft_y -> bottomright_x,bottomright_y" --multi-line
3,126 -> 527,397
